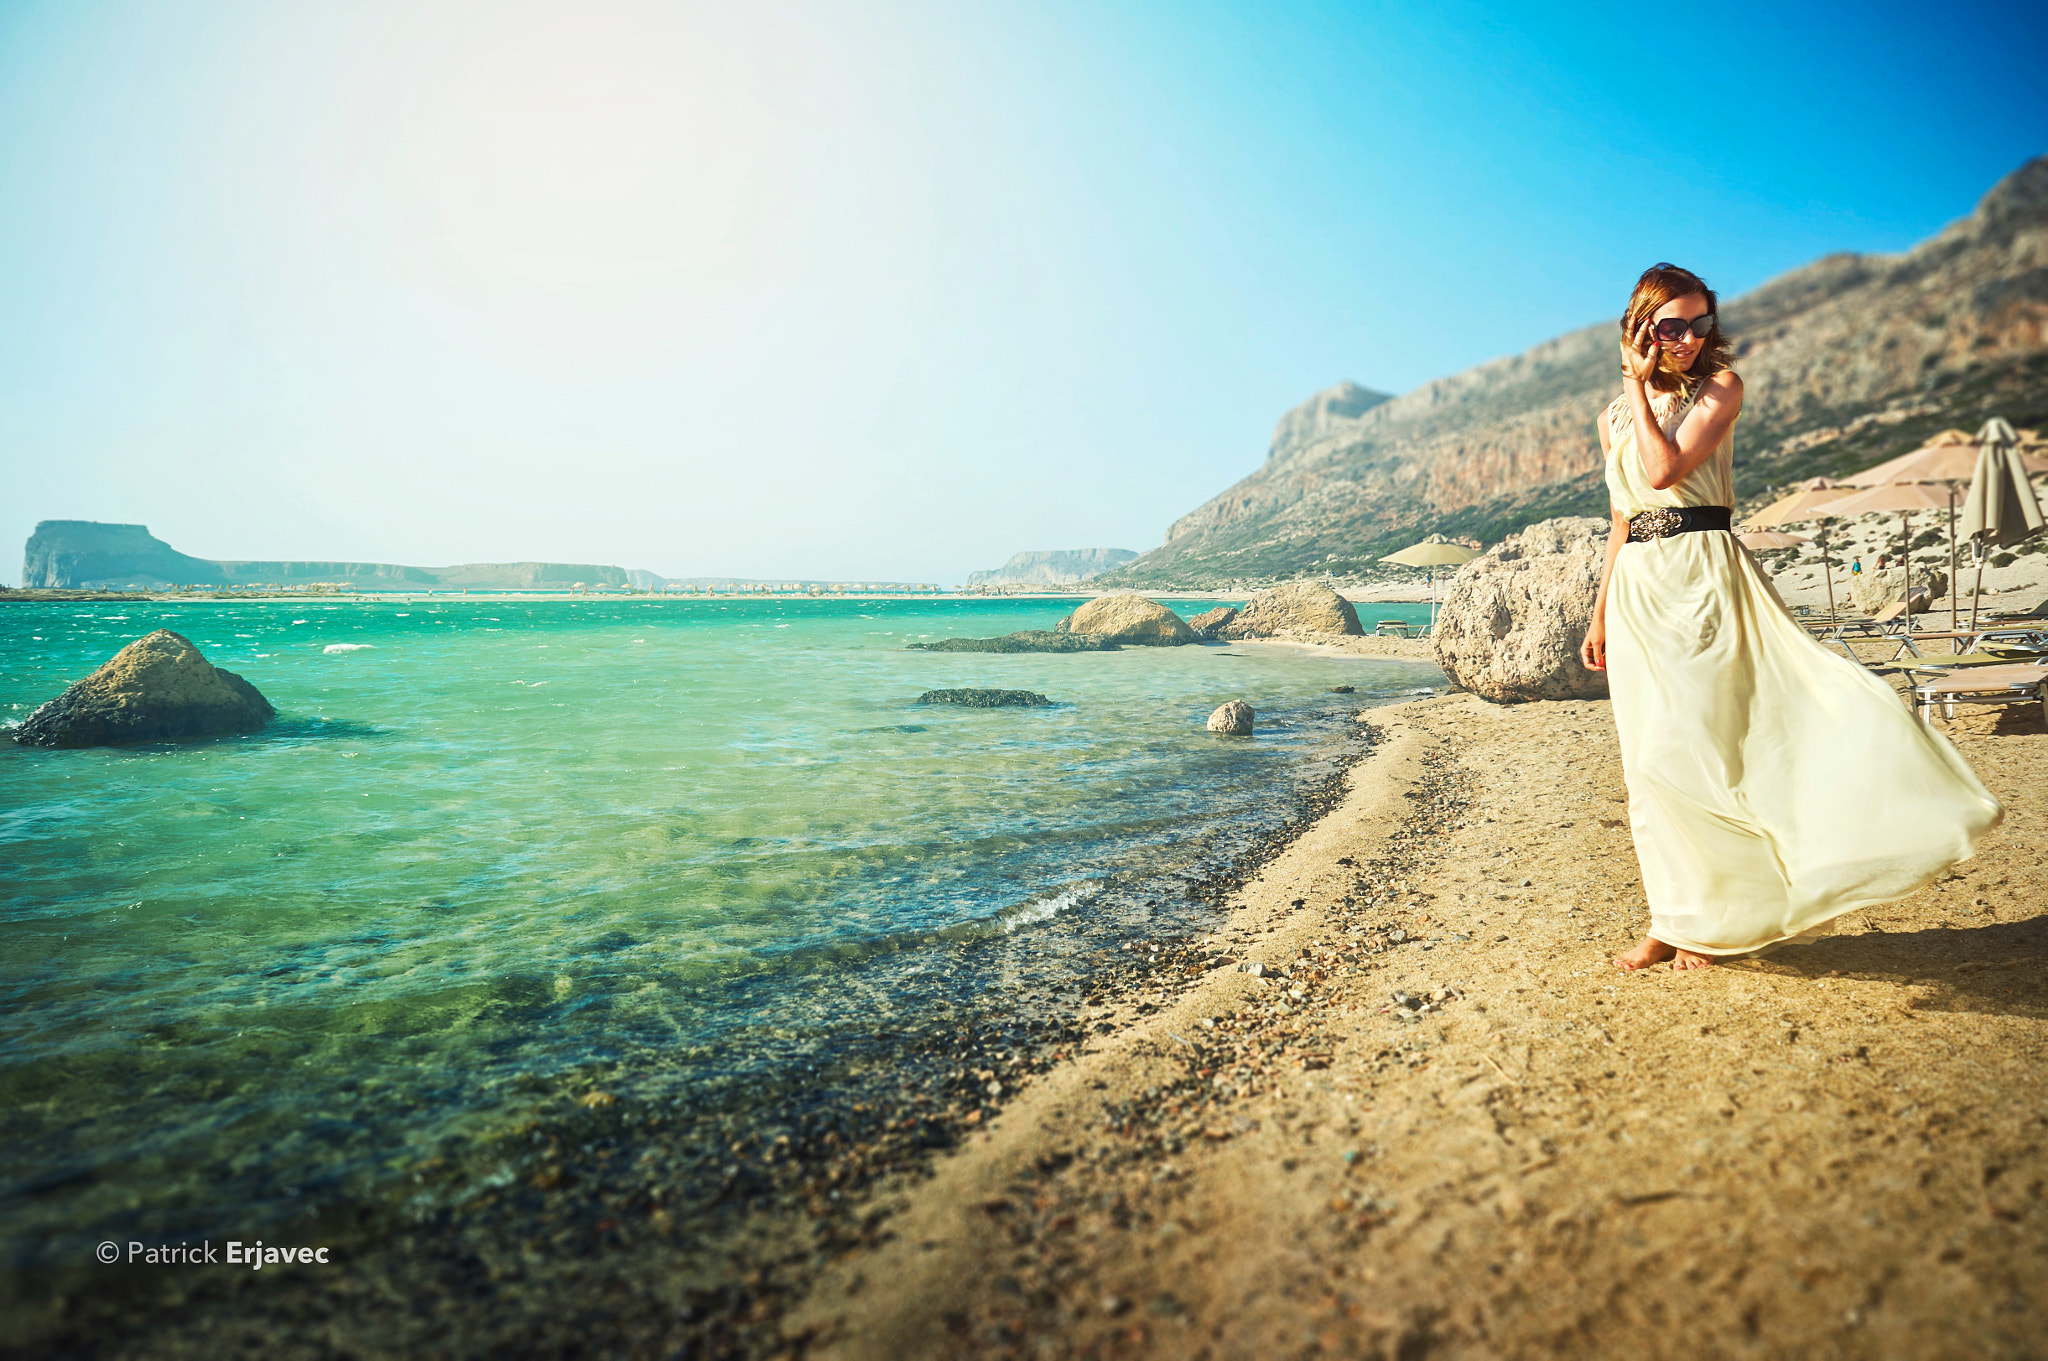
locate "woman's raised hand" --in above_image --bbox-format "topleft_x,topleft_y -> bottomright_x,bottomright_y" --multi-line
1620,318 -> 1661,386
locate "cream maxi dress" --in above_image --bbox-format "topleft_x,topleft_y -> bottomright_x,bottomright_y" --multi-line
1602,379 -> 2003,955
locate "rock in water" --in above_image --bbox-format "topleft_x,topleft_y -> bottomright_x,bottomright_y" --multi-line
1221,582 -> 1363,639
906,631 -> 1118,653
1206,701 -> 1255,734
916,688 -> 1054,708
1054,592 -> 1196,645
1186,606 -> 1239,640
12,630 -> 276,747
1433,517 -> 1608,703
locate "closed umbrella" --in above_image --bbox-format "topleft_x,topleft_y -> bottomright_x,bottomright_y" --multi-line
1380,536 -> 1480,630
1959,417 -> 2047,630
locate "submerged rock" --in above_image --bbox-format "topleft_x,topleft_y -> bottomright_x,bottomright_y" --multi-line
1186,606 -> 1240,640
12,629 -> 275,747
916,688 -> 1055,708
907,630 -> 1119,653
1221,582 -> 1363,639
1206,701 -> 1255,735
1433,517 -> 1607,703
1054,592 -> 1196,645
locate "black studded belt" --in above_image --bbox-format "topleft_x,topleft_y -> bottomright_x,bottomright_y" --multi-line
1627,506 -> 1732,542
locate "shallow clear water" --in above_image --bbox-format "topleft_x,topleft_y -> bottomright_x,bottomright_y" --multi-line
0,595 -> 1439,1265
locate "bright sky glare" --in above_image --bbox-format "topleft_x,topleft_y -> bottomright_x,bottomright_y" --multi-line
2,0 -> 2043,584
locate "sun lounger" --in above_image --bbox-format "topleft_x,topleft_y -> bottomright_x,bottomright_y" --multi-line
1373,620 -> 1413,638
1881,648 -> 2047,680
1911,663 -> 2048,724
1878,626 -> 2048,663
1805,604 -> 1917,659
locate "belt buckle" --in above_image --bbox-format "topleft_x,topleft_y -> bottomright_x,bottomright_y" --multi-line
1630,507 -> 1682,542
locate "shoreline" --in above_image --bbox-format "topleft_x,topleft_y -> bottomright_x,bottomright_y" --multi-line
785,690 -> 2048,1359
7,684 -> 1422,1357
22,664 -> 2037,1357
0,587 -> 1441,605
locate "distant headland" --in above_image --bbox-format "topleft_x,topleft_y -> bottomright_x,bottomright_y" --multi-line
963,548 -> 1137,588
16,521 -> 936,594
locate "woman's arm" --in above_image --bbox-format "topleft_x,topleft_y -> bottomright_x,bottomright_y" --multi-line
1619,321 -> 1745,491
1580,507 -> 1631,672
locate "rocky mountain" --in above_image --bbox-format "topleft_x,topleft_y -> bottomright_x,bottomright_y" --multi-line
965,548 -> 1138,587
1098,157 -> 2048,588
22,522 -> 633,591
22,522 -> 227,590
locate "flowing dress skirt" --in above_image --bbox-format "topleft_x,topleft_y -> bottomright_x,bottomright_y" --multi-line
1604,531 -> 2003,955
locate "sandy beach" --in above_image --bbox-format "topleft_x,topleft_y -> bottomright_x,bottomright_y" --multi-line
786,683 -> 2047,1358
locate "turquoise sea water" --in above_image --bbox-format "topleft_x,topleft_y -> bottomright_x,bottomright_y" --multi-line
0,596 -> 1439,1269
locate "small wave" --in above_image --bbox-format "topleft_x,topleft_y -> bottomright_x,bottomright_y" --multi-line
322,644 -> 375,654
998,882 -> 1100,934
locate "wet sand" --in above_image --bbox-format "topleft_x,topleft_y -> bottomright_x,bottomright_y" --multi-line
788,689 -> 2048,1359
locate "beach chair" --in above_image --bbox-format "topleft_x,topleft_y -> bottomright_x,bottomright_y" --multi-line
1373,620 -> 1413,638
1911,663 -> 2048,725
1983,596 -> 2048,621
1806,603 -> 1909,659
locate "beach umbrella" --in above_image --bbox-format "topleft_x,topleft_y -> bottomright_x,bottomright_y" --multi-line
1844,429 -> 2048,487
1813,480 -> 1958,615
1737,528 -> 1819,605
1744,495 -> 1861,619
1736,529 -> 1809,550
1836,457 -> 1971,626
1960,417 -> 2047,630
1380,536 -> 1480,629
1744,481 -> 1856,529
1838,433 -> 2048,628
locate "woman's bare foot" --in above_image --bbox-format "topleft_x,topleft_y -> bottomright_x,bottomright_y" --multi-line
1672,948 -> 1717,970
1612,935 -> 1675,971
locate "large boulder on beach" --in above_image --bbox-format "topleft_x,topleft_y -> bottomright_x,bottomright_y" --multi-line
1186,606 -> 1239,640
1055,592 -> 1195,645
1206,701 -> 1255,734
1851,564 -> 1948,615
1433,517 -> 1608,703
11,630 -> 275,747
1220,582 -> 1363,640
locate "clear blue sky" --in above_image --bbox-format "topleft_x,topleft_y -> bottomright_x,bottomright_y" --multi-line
2,0 -> 2042,585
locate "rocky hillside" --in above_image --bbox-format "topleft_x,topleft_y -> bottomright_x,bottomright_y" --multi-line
22,522 -> 632,591
965,548 -> 1138,587
1099,157 -> 2048,588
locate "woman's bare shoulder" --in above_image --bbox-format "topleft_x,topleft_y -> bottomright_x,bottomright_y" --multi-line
1705,369 -> 1743,397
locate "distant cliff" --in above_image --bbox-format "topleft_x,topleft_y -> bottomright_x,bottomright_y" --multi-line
965,548 -> 1139,587
1097,156 -> 2048,588
21,522 -> 633,591
23,522 -> 228,589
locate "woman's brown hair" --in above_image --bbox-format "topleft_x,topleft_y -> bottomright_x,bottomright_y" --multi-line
1621,262 -> 1734,394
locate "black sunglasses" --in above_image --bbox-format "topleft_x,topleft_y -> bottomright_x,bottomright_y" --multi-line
1652,314 -> 1715,343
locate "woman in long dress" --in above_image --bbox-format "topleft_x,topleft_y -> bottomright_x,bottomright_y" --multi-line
1580,263 -> 2003,971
